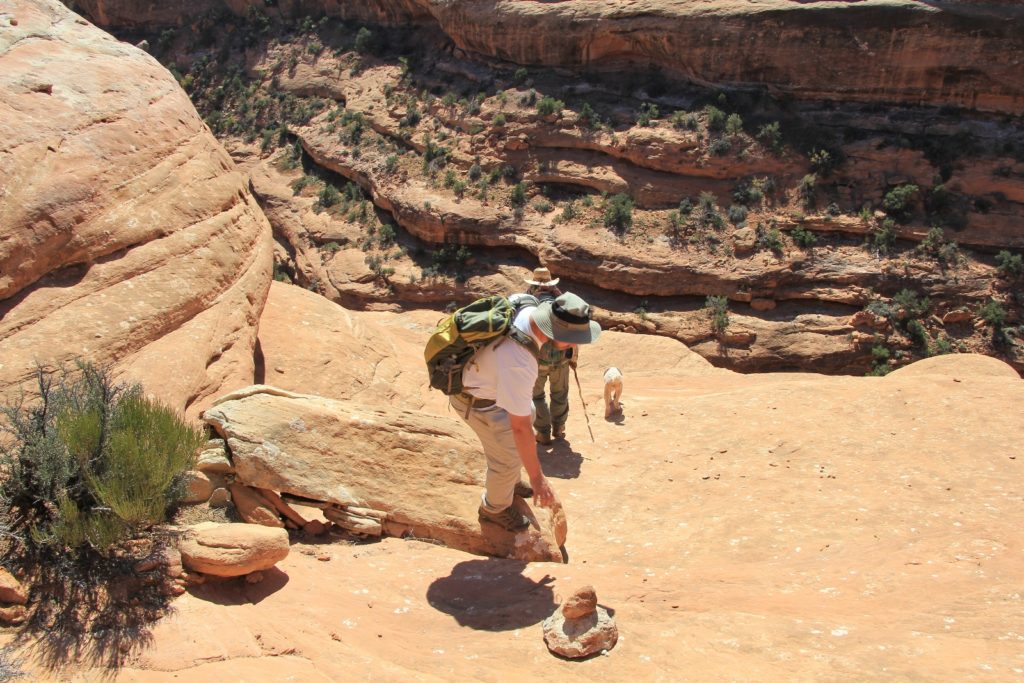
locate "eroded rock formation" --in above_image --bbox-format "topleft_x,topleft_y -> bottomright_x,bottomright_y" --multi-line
74,0 -> 1024,114
0,0 -> 273,416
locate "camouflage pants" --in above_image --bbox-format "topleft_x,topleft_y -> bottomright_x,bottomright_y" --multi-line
532,362 -> 570,434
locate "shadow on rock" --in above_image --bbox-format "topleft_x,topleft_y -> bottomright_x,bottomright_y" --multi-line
537,442 -> 583,479
187,566 -> 289,606
426,558 -> 557,631
10,540 -> 176,673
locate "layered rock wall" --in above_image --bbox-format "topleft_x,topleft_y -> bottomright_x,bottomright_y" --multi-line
72,0 -> 1024,114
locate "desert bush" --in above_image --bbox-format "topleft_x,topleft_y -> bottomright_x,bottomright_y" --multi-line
995,250 -> 1023,278
637,102 -> 659,127
704,295 -> 729,334
870,218 -> 897,254
727,204 -> 748,226
798,174 -> 816,209
893,288 -> 930,320
704,105 -> 726,132
536,96 -> 564,117
492,113 -> 507,127
791,225 -> 817,248
709,137 -> 732,156
604,193 -> 634,233
755,224 -> 784,254
354,27 -> 379,55
509,181 -> 528,207
316,183 -> 340,210
869,344 -> 892,376
1,363 -> 203,554
757,121 -> 782,153
578,102 -> 599,128
978,298 -> 1007,328
882,184 -> 918,222
724,113 -> 743,136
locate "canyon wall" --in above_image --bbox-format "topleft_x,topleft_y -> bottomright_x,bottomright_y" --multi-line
0,0 -> 274,417
72,0 -> 1024,114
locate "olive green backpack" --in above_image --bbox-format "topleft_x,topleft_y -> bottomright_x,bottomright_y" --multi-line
424,294 -> 540,395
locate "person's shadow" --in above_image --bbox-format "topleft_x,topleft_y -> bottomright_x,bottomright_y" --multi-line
426,558 -> 557,631
537,440 -> 583,478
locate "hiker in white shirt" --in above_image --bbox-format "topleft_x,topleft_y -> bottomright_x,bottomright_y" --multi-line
451,292 -> 601,531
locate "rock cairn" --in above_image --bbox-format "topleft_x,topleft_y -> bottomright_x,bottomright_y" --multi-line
542,585 -> 618,658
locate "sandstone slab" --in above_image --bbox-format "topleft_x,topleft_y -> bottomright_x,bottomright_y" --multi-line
203,386 -> 567,562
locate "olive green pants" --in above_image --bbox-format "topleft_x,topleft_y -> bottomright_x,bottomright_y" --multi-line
532,362 -> 570,435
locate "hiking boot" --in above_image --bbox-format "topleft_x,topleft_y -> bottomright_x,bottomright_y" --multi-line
552,424 -> 566,439
513,480 -> 534,498
478,505 -> 530,531
535,430 -> 552,445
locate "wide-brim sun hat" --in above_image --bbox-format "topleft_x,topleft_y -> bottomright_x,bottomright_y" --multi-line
532,292 -> 601,344
525,266 -> 560,287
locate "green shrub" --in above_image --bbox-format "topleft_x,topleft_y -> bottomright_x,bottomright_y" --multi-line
727,204 -> 748,226
493,113 -> 507,127
882,184 -> 918,221
868,344 -> 892,376
709,137 -> 732,156
578,102 -> 599,128
604,193 -> 634,233
354,27 -> 378,55
705,105 -> 726,132
1,363 -> 203,553
871,218 -> 897,254
384,154 -> 399,174
536,96 -> 564,117
316,183 -> 340,210
791,226 -> 817,248
510,181 -> 528,207
756,121 -> 782,152
637,102 -> 659,127
893,288 -> 929,320
705,295 -> 729,334
514,67 -> 528,84
724,113 -> 743,136
755,224 -> 784,254
799,174 -> 816,209
978,298 -> 1007,328
995,250 -> 1023,278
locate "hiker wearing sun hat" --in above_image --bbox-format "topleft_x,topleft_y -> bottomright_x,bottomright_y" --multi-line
519,267 -> 575,444
451,290 -> 601,532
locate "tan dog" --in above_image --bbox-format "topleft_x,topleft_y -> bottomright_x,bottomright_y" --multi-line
603,367 -> 623,418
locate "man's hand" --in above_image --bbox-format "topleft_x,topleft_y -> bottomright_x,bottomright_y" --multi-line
530,474 -> 558,508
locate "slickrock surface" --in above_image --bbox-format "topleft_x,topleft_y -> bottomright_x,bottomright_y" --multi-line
23,301 -> 1014,681
0,0 -> 273,417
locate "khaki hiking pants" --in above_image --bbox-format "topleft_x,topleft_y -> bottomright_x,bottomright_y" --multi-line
533,362 -> 570,435
450,394 -> 522,513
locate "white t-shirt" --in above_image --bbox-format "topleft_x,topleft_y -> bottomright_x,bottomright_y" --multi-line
461,306 -> 541,416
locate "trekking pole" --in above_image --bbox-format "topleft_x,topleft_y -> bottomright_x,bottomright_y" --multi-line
571,365 -> 595,443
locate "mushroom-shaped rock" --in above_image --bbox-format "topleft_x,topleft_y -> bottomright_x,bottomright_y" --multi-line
543,586 -> 618,659
178,522 -> 289,577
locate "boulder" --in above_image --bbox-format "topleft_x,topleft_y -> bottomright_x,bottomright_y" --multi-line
229,483 -> 284,528
0,605 -> 28,626
0,568 -> 28,605
181,471 -> 215,504
196,446 -> 235,475
178,522 -> 289,577
203,386 -> 567,562
0,0 -> 273,418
